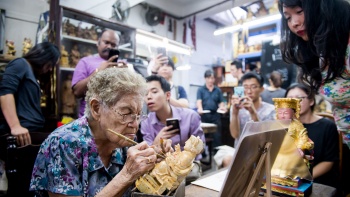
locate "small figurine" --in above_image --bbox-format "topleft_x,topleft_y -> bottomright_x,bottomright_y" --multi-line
70,44 -> 80,68
60,45 -> 69,67
135,135 -> 204,195
22,38 -> 33,56
61,74 -> 76,114
83,47 -> 93,57
6,40 -> 16,56
89,26 -> 98,41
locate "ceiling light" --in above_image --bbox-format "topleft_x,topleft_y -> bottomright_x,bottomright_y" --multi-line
213,14 -> 282,36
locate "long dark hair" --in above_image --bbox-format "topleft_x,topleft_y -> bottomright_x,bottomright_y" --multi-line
278,0 -> 350,92
23,42 -> 60,76
285,83 -> 316,111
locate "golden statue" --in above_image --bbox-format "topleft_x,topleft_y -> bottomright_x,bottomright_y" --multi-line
6,40 -> 16,56
135,135 -> 204,195
22,38 -> 33,56
60,45 -> 69,67
270,98 -> 313,186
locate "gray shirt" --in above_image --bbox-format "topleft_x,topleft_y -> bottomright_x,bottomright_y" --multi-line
261,88 -> 286,104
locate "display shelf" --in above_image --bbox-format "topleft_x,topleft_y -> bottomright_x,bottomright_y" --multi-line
62,34 -> 133,52
236,51 -> 262,59
60,67 -> 75,72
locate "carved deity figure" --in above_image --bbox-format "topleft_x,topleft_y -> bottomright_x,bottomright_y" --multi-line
61,74 -> 76,114
22,38 -> 33,56
60,45 -> 69,67
271,98 -> 314,183
70,44 -> 80,68
135,135 -> 204,195
6,40 -> 16,56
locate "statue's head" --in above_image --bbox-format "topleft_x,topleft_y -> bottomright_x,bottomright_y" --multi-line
273,98 -> 301,120
184,135 -> 204,155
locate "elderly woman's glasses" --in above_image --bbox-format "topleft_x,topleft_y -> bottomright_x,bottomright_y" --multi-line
115,110 -> 147,123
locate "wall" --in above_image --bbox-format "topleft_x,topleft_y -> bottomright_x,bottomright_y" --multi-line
0,0 -> 49,56
174,19 -> 232,108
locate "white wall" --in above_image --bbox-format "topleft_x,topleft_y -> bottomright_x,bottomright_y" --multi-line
173,19 -> 232,108
0,0 -> 49,56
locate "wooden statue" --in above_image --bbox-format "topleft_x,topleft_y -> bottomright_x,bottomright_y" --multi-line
22,38 -> 33,56
6,40 -> 16,56
60,45 -> 69,67
70,44 -> 80,68
61,74 -> 76,114
135,135 -> 204,195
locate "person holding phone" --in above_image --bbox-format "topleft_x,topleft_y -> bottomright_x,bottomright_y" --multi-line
141,75 -> 205,157
150,53 -> 189,108
72,29 -> 125,117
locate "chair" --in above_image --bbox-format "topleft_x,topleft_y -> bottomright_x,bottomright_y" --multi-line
4,132 -> 50,197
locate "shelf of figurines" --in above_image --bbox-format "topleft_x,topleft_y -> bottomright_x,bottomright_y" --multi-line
62,34 -> 133,52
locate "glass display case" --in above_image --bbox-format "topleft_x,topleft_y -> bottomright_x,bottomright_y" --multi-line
51,5 -> 136,119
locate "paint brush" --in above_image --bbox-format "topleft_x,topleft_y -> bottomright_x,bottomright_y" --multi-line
107,128 -> 166,159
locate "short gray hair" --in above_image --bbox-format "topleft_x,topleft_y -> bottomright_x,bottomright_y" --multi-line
84,67 -> 147,118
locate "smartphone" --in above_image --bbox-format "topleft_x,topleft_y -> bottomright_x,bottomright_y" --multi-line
166,118 -> 180,132
157,47 -> 167,56
234,86 -> 245,97
108,49 -> 120,62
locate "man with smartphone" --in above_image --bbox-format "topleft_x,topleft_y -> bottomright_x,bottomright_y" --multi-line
221,72 -> 275,167
72,29 -> 124,117
140,75 -> 205,159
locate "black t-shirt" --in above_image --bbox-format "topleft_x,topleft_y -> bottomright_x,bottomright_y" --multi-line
303,118 -> 339,188
0,58 -> 44,133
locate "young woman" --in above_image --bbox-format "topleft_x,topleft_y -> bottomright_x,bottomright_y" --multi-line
285,83 -> 339,188
0,42 -> 60,147
278,0 -> 350,148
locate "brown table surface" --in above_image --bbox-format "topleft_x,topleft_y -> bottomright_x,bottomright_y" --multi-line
200,123 -> 217,134
185,169 -> 337,197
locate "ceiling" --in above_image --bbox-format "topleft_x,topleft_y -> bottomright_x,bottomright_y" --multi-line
60,0 -> 276,27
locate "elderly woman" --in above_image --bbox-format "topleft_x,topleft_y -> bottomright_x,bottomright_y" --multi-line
30,68 -> 172,197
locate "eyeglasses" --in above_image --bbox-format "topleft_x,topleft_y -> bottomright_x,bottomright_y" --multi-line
243,85 -> 260,90
115,110 -> 148,123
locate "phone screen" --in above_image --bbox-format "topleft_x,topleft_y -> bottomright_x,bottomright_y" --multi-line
108,49 -> 120,62
166,118 -> 180,132
234,86 -> 245,97
157,47 -> 167,56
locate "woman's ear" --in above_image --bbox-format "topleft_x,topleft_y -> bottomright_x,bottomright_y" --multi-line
90,99 -> 101,120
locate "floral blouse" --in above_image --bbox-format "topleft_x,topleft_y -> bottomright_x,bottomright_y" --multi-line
30,117 -> 131,197
319,37 -> 350,148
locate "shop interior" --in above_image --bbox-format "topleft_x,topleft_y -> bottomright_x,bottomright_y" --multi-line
0,0 -> 350,196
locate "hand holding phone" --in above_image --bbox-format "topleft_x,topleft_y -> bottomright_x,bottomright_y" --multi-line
234,86 -> 245,107
166,118 -> 180,132
108,49 -> 120,62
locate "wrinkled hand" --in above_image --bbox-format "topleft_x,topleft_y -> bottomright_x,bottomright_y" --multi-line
152,138 -> 173,162
120,141 -> 157,182
153,54 -> 169,72
10,125 -> 31,147
153,125 -> 178,146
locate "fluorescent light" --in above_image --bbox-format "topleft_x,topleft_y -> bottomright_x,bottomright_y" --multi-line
176,64 -> 191,70
136,29 -> 192,56
213,14 -> 282,36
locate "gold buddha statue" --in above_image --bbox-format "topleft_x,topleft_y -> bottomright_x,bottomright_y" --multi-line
135,135 -> 204,195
